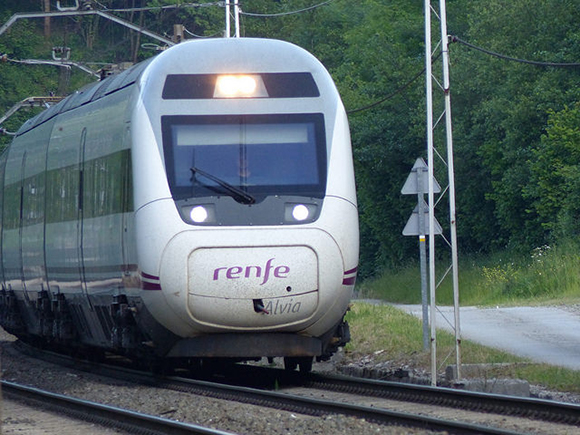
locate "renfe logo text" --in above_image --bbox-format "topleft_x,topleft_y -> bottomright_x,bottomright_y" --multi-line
213,258 -> 290,285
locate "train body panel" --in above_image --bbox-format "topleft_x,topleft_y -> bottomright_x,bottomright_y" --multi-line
0,38 -> 358,367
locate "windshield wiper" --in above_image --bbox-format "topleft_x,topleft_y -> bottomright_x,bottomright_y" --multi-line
190,167 -> 256,205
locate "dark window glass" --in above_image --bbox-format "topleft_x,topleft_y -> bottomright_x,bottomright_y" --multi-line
162,73 -> 319,99
161,114 -> 326,200
261,73 -> 319,98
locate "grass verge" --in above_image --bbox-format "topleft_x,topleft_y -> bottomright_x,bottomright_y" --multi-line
356,243 -> 580,306
344,302 -> 580,393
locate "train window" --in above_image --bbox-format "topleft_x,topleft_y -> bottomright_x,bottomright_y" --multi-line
162,73 -> 319,99
161,114 -> 326,201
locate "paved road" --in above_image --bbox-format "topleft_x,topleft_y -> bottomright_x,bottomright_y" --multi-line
395,304 -> 580,371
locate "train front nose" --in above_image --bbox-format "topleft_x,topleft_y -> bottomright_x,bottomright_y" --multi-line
158,229 -> 343,334
188,245 -> 319,328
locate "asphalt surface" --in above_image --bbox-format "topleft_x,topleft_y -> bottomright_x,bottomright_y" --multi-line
395,304 -> 580,370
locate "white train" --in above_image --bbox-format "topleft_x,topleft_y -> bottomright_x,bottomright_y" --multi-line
0,38 -> 358,372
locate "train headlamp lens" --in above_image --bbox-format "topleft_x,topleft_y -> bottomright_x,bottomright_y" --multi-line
292,204 -> 310,221
190,206 -> 208,223
217,76 -> 241,96
214,75 -> 267,98
238,76 -> 257,94
284,203 -> 317,223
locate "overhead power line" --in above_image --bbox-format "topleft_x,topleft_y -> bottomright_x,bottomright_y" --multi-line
450,35 -> 580,67
347,52 -> 443,115
240,0 -> 334,17
347,68 -> 424,115
94,2 -> 222,13
95,0 -> 333,17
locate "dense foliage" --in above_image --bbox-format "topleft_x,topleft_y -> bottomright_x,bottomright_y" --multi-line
1,1 -> 579,278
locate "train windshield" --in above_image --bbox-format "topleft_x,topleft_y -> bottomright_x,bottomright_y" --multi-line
161,114 -> 326,201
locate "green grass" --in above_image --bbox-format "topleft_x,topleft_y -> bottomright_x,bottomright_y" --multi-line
348,242 -> 580,392
356,243 -> 580,306
344,302 -> 580,393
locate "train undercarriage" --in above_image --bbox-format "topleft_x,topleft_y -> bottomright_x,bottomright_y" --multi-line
0,288 -> 350,374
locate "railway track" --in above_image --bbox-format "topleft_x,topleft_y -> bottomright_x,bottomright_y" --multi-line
296,371 -> 580,425
10,341 -> 580,434
2,380 -> 234,435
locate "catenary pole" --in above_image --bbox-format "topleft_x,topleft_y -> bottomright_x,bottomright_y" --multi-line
234,0 -> 240,38
0,10 -> 174,46
424,0 -> 438,387
439,0 -> 461,379
225,1 -> 231,37
423,0 -> 462,385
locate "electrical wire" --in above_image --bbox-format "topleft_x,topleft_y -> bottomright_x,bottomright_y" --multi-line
183,26 -> 223,39
347,52 -> 443,115
450,35 -> 580,67
240,0 -> 334,17
96,2 -> 222,13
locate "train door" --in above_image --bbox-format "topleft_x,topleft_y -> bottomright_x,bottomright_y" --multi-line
45,123 -> 95,342
45,123 -> 83,294
17,152 -> 27,297
21,126 -> 50,296
0,146 -> 28,332
121,125 -> 136,280
0,151 -> 7,287
78,128 -> 90,305
0,147 -> 25,294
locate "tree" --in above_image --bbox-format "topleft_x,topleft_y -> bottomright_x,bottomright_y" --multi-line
527,103 -> 580,237
449,0 -> 580,251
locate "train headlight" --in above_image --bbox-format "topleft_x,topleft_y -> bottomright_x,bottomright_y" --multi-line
292,204 -> 310,221
183,204 -> 216,224
214,75 -> 268,98
285,203 -> 317,223
190,205 -> 209,223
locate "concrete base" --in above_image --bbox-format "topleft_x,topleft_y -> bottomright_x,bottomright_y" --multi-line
446,364 -> 530,397
452,378 -> 530,397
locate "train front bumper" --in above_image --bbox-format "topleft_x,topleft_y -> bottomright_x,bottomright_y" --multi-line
158,227 -> 347,336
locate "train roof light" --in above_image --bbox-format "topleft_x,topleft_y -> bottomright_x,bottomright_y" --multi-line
214,75 -> 268,98
163,73 -> 319,99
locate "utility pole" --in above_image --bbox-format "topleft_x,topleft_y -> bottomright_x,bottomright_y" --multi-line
43,0 -> 51,38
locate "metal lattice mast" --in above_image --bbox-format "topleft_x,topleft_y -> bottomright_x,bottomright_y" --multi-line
424,0 -> 461,386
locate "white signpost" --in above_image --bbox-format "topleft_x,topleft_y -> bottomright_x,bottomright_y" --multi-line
402,158 -> 441,351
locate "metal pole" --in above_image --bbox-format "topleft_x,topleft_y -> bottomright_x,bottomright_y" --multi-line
234,0 -> 240,38
225,1 -> 231,37
417,169 -> 429,351
0,11 -> 174,46
439,0 -> 461,379
424,0 -> 438,387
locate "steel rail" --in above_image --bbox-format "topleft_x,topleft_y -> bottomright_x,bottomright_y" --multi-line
157,375 -> 523,435
12,342 -> 577,434
1,380 -> 233,435
302,372 -> 580,425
